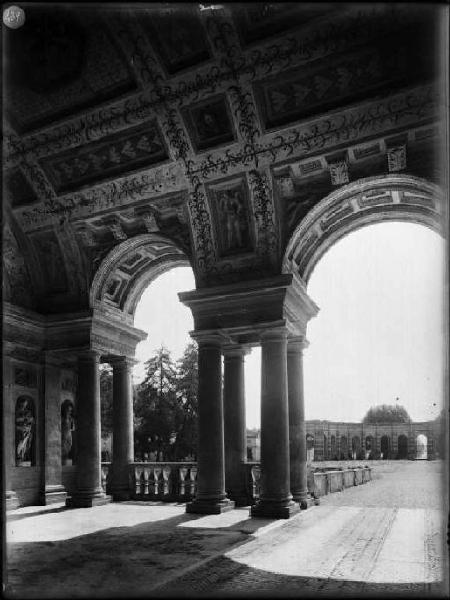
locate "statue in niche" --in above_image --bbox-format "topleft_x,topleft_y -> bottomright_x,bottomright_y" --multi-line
217,188 -> 250,254
61,400 -> 76,465
15,396 -> 35,466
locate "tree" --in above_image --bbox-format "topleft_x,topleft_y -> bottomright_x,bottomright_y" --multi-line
362,404 -> 411,424
174,342 -> 198,460
134,346 -> 179,461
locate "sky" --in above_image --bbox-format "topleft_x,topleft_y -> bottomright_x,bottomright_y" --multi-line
133,222 -> 446,428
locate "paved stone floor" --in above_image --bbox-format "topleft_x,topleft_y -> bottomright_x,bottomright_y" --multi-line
4,460 -> 449,598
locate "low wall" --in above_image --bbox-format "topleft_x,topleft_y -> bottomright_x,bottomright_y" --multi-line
99,462 -> 372,504
310,466 -> 372,498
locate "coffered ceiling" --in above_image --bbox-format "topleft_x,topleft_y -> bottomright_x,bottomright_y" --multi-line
2,3 -> 445,314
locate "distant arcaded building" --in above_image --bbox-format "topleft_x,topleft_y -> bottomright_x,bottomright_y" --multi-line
248,420 -> 442,463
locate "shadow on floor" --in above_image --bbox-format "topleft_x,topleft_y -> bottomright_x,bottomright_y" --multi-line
154,555 -> 448,599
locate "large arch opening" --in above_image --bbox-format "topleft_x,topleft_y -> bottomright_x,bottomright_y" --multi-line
282,176 -> 445,454
131,266 -> 196,462
416,434 -> 428,460
90,234 -> 196,465
398,434 -> 409,459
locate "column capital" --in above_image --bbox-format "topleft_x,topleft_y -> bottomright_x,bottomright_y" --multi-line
223,344 -> 251,358
77,349 -> 100,363
190,330 -> 226,348
106,355 -> 136,370
260,326 -> 289,343
287,335 -> 309,354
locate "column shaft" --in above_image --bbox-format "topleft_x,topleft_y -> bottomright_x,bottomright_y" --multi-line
111,358 -> 134,500
287,337 -> 308,508
251,330 -> 299,519
67,351 -> 110,507
224,348 -> 248,506
187,337 -> 234,514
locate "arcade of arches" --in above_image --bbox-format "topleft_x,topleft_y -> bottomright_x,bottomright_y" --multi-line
3,4 -> 447,517
303,420 -> 441,462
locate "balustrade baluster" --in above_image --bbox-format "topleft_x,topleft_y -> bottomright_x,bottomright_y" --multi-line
143,467 -> 150,495
101,465 -> 109,492
251,466 -> 261,500
179,467 -> 188,497
134,467 -> 143,496
162,467 -> 171,496
154,468 -> 162,496
189,467 -> 197,497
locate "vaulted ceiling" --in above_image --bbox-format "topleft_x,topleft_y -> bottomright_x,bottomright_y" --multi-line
2,3 -> 445,315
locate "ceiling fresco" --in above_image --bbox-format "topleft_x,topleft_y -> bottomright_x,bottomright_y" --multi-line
2,3 -> 445,313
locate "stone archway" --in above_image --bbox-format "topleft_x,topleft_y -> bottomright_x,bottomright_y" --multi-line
282,174 -> 444,470
365,436 -> 373,459
397,434 -> 409,459
283,175 -> 444,285
63,233 -> 194,507
90,233 -> 191,323
416,434 -> 428,460
380,435 -> 390,459
351,436 -> 361,460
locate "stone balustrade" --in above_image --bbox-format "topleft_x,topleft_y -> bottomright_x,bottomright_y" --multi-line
101,462 -> 371,503
101,463 -> 110,493
245,463 -> 261,503
129,462 -> 197,501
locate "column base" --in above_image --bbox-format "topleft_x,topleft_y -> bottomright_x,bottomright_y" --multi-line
111,489 -> 132,502
66,493 -> 112,508
227,490 -> 250,507
251,500 -> 300,519
292,491 -> 312,510
40,485 -> 68,505
186,498 -> 235,515
297,495 -> 316,510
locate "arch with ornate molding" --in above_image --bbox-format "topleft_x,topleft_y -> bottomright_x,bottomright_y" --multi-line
89,233 -> 192,321
283,175 -> 445,285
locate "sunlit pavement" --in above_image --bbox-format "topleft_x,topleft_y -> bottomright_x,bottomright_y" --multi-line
5,461 -> 449,598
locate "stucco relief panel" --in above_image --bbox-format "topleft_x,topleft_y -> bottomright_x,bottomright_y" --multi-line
206,176 -> 255,259
41,121 -> 169,194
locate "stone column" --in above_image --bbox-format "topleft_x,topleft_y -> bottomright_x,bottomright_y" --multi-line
251,328 -> 299,519
187,335 -> 234,514
110,357 -> 134,501
287,336 -> 308,509
223,345 -> 248,506
67,351 -> 110,507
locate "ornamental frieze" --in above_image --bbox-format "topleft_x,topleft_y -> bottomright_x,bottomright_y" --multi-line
40,120 -> 169,194
16,163 -> 186,231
